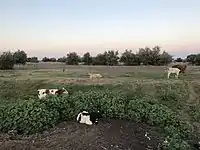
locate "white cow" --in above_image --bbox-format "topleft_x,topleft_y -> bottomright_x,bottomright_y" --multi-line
76,110 -> 102,125
37,88 -> 68,99
167,68 -> 181,79
88,73 -> 102,79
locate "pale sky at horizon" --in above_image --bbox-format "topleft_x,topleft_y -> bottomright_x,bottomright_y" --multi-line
1,0 -> 200,59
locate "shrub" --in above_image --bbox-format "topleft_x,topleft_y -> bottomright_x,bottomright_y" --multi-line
160,135 -> 190,150
0,51 -> 15,70
69,90 -> 127,119
0,86 -> 194,149
188,105 -> 200,121
127,99 -> 192,139
40,94 -> 74,120
0,100 -> 59,134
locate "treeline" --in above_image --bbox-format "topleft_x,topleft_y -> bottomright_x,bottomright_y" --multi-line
0,46 -> 200,69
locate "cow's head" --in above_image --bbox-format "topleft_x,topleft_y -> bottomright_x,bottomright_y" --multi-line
38,89 -> 49,99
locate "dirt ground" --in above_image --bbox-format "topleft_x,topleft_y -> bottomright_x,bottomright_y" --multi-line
0,119 -> 163,150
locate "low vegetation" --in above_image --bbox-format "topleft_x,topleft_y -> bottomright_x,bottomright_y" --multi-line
0,64 -> 200,149
0,79 -> 199,149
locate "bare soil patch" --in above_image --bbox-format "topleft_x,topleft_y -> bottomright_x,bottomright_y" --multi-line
0,119 -> 163,150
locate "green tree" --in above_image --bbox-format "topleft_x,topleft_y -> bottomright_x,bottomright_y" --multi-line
104,50 -> 119,66
158,51 -> 173,65
120,49 -> 140,65
49,58 -> 56,62
137,46 -> 171,65
27,57 -> 39,63
42,57 -> 49,62
57,57 -> 67,63
82,52 -> 93,65
186,54 -> 196,65
66,52 -> 80,65
137,47 -> 159,65
13,49 -> 27,65
0,51 -> 15,70
195,54 -> 200,65
92,53 -> 107,65
42,57 -> 56,62
175,57 -> 183,62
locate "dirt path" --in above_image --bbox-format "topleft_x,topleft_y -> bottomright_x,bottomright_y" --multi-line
0,119 -> 163,150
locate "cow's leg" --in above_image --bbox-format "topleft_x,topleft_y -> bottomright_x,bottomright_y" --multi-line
167,72 -> 170,79
176,72 -> 179,79
85,116 -> 93,125
79,115 -> 86,123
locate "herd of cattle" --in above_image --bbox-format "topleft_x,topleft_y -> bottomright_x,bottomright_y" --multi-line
37,64 -> 187,125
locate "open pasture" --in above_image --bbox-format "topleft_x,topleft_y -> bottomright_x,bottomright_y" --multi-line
0,63 -> 200,149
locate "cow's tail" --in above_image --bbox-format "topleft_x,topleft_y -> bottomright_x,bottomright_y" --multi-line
76,112 -> 82,121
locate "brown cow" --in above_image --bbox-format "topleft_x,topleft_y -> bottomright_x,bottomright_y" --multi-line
172,64 -> 187,73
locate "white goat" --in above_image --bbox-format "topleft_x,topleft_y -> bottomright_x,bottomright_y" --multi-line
88,73 -> 102,79
167,68 -> 181,79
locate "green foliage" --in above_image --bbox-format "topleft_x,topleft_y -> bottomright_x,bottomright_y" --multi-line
104,50 -> 119,66
0,100 -> 59,134
82,52 -> 93,65
186,54 -> 196,65
126,99 -> 192,139
0,84 -> 194,149
42,57 -> 57,62
57,56 -> 67,63
175,57 -> 183,62
119,49 -> 140,65
13,49 -> 27,65
40,94 -> 74,120
160,135 -> 190,150
27,57 -> 39,63
66,52 -> 80,65
195,53 -> 200,65
156,86 -> 184,110
0,51 -> 15,70
70,90 -> 127,119
92,50 -> 119,66
188,105 -> 200,121
137,46 -> 173,65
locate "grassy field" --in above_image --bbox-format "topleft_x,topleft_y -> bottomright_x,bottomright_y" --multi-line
1,63 -> 200,118
1,63 -> 200,149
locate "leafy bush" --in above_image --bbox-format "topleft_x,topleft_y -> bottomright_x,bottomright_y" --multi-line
126,99 -> 192,139
160,135 -> 190,150
69,90 -> 127,119
0,86 -> 194,149
156,85 -> 188,110
40,94 -> 74,120
0,100 -> 59,134
188,105 -> 200,121
0,51 -> 15,70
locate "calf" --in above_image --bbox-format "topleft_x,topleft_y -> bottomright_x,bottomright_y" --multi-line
172,64 -> 187,73
167,68 -> 181,79
76,110 -> 102,125
37,87 -> 68,99
88,73 -> 102,79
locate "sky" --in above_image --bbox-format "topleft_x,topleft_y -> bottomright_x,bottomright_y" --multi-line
1,0 -> 200,59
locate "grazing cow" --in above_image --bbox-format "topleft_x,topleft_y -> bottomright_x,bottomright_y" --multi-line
88,73 -> 102,79
37,88 -> 68,99
76,110 -> 102,125
172,64 -> 187,73
167,68 -> 181,79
